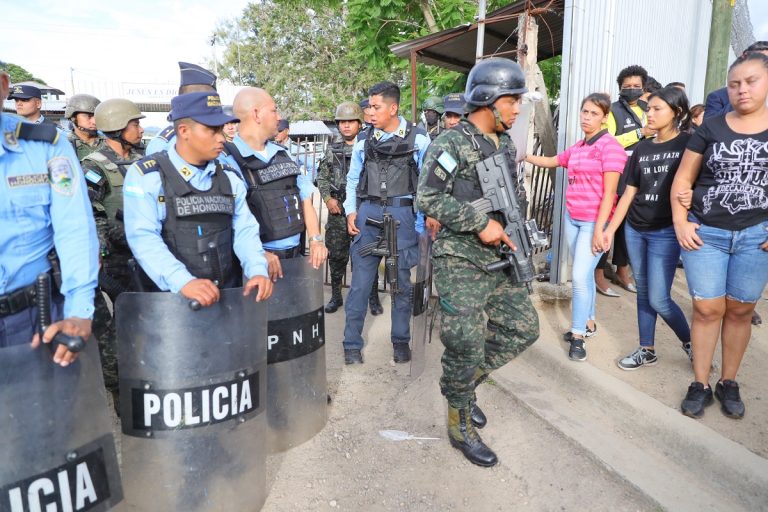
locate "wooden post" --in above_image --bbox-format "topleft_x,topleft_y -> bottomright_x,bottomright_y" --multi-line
704,0 -> 734,95
410,50 -> 418,125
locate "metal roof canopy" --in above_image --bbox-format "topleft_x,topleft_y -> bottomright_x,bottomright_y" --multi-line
389,0 -> 565,74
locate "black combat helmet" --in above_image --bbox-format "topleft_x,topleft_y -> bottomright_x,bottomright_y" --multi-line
465,57 -> 527,108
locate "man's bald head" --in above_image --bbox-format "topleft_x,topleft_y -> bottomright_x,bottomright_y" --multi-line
233,87 -> 271,121
233,87 -> 280,145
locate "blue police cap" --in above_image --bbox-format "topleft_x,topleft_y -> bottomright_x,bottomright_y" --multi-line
359,98 -> 370,109
443,93 -> 466,115
170,92 -> 239,126
277,119 -> 290,132
178,62 -> 217,89
9,84 -> 42,100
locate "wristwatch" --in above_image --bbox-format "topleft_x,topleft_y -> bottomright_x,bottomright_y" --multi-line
309,234 -> 324,243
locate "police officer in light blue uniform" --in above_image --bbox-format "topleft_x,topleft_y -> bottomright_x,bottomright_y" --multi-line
220,87 -> 327,281
123,91 -> 273,306
0,62 -> 98,365
144,62 -> 218,156
8,84 -> 57,126
342,80 -> 430,365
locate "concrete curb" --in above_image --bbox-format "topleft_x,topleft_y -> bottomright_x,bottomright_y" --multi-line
491,324 -> 768,512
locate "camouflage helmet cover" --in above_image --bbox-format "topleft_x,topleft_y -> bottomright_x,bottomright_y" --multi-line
421,96 -> 444,114
65,94 -> 101,119
94,98 -> 145,132
335,101 -> 364,122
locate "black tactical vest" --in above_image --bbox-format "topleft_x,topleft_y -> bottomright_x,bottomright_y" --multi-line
450,125 -> 514,225
610,100 -> 643,151
224,142 -> 304,243
139,152 -> 236,284
329,141 -> 352,202
357,125 -> 421,201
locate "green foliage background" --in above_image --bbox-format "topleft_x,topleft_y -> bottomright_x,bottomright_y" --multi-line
213,1 -> 560,120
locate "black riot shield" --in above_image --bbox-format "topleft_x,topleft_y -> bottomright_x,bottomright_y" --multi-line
0,340 -> 123,512
410,230 -> 436,379
266,257 -> 327,453
115,288 -> 267,511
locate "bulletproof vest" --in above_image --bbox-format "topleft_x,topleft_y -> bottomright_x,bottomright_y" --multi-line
610,100 -> 643,150
449,125 -> 498,203
225,142 -> 304,243
450,125 -> 509,225
357,125 -> 419,201
140,152 -> 236,284
329,141 -> 352,201
82,150 -> 136,222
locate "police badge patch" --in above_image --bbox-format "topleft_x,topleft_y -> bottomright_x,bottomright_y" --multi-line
48,157 -> 76,196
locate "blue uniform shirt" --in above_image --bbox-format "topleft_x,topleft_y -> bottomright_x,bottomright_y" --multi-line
0,114 -> 98,319
343,116 -> 430,216
144,131 -> 173,155
221,136 -> 316,251
123,145 -> 269,293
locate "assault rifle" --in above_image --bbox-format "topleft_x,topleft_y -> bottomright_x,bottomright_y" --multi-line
470,148 -> 547,293
358,213 -> 400,301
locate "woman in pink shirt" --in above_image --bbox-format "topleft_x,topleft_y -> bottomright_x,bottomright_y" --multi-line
526,93 -> 627,361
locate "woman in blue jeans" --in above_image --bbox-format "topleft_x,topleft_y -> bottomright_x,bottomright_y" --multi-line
671,52 -> 768,419
603,86 -> 692,370
526,93 -> 627,361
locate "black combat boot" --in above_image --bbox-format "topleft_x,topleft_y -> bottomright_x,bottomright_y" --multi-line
471,368 -> 490,428
369,287 -> 384,316
325,288 -> 343,314
447,405 -> 498,467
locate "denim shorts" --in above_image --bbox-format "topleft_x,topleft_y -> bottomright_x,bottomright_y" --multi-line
681,214 -> 768,302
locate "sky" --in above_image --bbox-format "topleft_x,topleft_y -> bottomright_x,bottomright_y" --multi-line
0,0 -> 251,92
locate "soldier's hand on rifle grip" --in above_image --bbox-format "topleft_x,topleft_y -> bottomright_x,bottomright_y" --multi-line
265,252 -> 283,282
347,212 -> 360,236
180,278 -> 220,307
244,275 -> 273,302
309,240 -> 328,270
478,219 -> 517,251
31,317 -> 91,367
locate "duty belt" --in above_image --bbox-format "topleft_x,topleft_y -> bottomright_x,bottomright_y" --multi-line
0,283 -> 37,318
269,245 -> 304,260
363,197 -> 414,208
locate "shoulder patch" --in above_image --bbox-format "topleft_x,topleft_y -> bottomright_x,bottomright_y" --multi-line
157,125 -> 175,142
48,156 -> 77,196
16,123 -> 59,144
137,157 -> 160,175
84,169 -> 105,185
437,151 -> 458,174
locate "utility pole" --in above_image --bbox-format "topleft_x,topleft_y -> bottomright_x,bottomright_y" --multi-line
476,0 -> 486,62
704,0 -> 734,96
70,67 -> 75,95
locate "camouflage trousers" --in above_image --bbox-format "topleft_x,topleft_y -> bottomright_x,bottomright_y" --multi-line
326,212 -> 352,294
433,255 -> 539,408
326,212 -> 380,301
93,290 -> 118,396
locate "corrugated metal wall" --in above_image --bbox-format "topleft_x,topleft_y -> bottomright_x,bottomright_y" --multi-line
550,0 -> 712,283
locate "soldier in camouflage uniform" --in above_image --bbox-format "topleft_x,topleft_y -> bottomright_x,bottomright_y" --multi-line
81,98 -> 145,408
317,102 -> 383,315
64,94 -> 105,161
416,58 -> 540,467
418,96 -> 444,140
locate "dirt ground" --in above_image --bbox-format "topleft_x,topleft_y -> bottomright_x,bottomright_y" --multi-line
537,267 -> 768,459
260,298 -> 658,512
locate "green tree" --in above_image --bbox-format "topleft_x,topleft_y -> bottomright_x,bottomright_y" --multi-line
213,2 -> 379,120
3,62 -> 47,85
